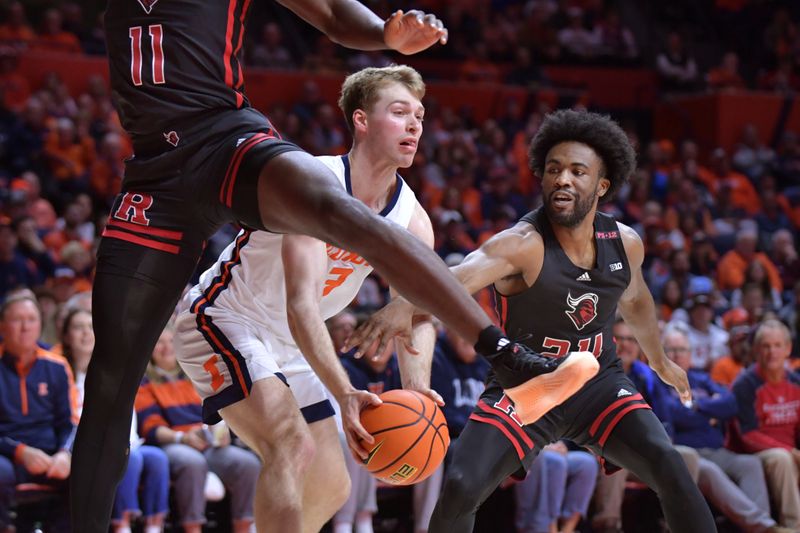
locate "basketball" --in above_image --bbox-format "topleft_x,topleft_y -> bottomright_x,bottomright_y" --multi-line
359,389 -> 450,486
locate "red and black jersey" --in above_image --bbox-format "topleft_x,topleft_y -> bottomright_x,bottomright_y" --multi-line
495,207 -> 631,370
104,0 -> 253,144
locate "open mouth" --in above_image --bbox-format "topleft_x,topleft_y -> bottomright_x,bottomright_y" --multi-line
551,192 -> 574,207
399,139 -> 417,149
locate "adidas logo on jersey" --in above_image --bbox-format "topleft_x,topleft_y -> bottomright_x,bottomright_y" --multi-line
576,272 -> 591,282
617,388 -> 633,398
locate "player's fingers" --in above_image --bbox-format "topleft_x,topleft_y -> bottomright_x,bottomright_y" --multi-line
439,27 -> 449,44
423,14 -> 437,28
346,432 -> 369,461
426,389 -> 445,406
373,334 -> 392,361
350,418 -> 375,448
403,9 -> 425,26
351,326 -> 376,357
362,391 -> 383,407
400,334 -> 419,355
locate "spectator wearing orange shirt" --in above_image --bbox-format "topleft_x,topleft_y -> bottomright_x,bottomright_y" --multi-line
697,148 -> 760,216
89,132 -> 125,204
0,51 -> 29,113
710,310 -> 753,388
706,52 -> 746,91
43,201 -> 92,262
32,9 -> 82,54
0,2 -> 35,50
717,226 -> 783,292
44,117 -> 95,187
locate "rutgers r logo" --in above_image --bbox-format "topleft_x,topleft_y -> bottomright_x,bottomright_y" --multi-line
565,291 -> 599,331
114,192 -> 153,225
163,130 -> 180,147
494,395 -> 524,427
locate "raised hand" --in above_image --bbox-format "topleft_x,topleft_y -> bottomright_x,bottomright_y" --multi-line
342,297 -> 418,359
384,9 -> 448,55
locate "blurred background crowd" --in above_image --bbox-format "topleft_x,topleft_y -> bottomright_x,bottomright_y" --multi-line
1,0 -> 800,532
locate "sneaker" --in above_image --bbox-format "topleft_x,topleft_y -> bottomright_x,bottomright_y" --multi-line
489,344 -> 599,425
487,340 -> 563,388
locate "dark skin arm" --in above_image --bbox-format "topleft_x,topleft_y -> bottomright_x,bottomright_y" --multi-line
276,1 -> 447,52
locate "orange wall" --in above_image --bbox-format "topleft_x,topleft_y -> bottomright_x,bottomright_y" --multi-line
654,92 -> 800,152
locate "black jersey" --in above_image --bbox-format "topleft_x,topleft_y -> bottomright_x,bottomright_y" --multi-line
496,207 -> 631,370
104,0 -> 252,144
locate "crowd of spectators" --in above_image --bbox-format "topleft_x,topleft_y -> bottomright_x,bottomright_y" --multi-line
1,0 -> 800,531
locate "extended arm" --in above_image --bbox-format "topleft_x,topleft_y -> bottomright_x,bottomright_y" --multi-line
282,233 -> 381,459
277,0 -> 447,52
617,223 -> 691,403
344,223 -> 542,354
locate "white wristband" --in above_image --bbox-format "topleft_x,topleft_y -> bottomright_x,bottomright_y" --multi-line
174,431 -> 184,444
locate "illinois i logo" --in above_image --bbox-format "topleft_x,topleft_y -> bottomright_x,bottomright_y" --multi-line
565,292 -> 599,330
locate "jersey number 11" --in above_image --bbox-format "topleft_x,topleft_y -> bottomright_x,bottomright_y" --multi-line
129,25 -> 165,86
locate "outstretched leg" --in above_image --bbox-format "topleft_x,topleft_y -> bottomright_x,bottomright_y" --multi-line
598,409 -> 717,533
71,240 -> 200,533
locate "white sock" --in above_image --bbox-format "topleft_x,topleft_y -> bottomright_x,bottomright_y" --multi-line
333,523 -> 353,533
144,526 -> 163,533
355,514 -> 374,533
115,527 -> 132,533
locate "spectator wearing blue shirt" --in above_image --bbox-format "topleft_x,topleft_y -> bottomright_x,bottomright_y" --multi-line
661,325 -> 789,533
430,328 -> 490,438
0,293 -> 77,531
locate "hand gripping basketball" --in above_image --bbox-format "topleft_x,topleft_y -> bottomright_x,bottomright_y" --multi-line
359,389 -> 450,486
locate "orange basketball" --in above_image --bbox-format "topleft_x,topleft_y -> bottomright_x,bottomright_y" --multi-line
359,389 -> 450,486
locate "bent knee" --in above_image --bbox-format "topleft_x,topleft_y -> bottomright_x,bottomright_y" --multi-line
759,448 -> 797,478
254,424 -> 317,477
437,469 -> 483,519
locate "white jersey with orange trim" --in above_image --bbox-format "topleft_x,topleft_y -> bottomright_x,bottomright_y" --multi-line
184,154 -> 418,345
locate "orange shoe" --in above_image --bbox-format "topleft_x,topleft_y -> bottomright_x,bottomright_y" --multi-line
497,350 -> 599,425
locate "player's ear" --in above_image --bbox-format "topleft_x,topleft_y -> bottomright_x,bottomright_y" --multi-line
353,109 -> 368,133
598,177 -> 611,198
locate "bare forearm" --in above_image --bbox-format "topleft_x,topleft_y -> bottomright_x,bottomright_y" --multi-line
288,305 -> 353,397
398,321 -> 436,389
324,0 -> 387,48
282,0 -> 385,49
619,294 -> 669,370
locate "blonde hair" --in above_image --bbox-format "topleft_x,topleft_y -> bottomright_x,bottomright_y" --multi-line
753,319 -> 791,346
338,65 -> 425,133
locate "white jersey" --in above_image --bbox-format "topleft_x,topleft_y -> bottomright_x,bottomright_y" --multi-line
185,154 -> 418,346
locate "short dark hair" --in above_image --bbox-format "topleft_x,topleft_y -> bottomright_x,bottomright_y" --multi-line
528,109 -> 636,202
